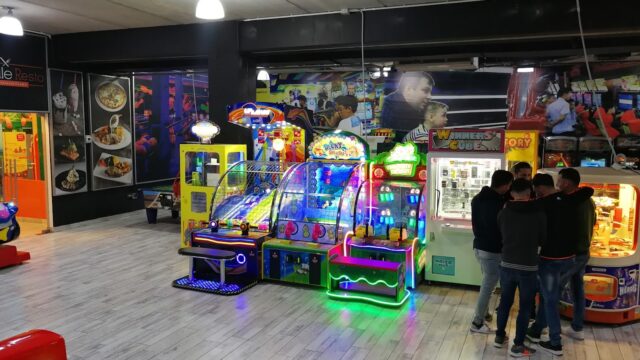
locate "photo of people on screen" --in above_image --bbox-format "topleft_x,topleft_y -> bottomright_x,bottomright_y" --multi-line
325,95 -> 364,136
403,101 -> 449,144
381,71 -> 435,132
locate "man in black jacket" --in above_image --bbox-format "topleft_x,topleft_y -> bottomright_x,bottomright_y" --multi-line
527,169 -> 594,356
470,170 -> 514,334
495,179 -> 545,357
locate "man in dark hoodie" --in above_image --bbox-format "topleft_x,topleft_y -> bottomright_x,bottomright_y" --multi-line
527,168 -> 594,356
470,170 -> 514,333
494,179 -> 544,357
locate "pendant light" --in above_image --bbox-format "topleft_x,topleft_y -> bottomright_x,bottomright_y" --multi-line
0,7 -> 23,37
257,69 -> 270,81
196,0 -> 225,20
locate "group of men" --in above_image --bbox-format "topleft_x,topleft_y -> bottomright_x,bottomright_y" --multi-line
470,162 -> 595,357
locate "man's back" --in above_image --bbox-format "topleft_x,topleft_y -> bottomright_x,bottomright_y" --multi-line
498,201 -> 546,271
471,186 -> 505,253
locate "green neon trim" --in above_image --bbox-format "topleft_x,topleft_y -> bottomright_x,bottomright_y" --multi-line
326,290 -> 410,307
329,274 -> 398,288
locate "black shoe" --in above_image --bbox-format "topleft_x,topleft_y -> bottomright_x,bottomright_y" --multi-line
539,341 -> 563,356
494,334 -> 509,348
484,312 -> 493,322
509,344 -> 536,358
525,327 -> 541,343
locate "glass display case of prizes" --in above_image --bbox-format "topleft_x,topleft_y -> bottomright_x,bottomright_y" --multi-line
262,131 -> 368,288
540,168 -> 640,324
425,129 -> 506,286
328,142 -> 427,306
543,136 -> 578,168
227,102 -> 305,162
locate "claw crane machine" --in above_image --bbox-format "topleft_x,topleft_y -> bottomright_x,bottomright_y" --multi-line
179,120 -> 246,246
425,129 -> 506,286
540,167 -> 640,324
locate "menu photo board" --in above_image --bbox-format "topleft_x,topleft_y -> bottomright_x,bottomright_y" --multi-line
88,74 -> 134,190
428,129 -> 505,153
49,69 -> 88,196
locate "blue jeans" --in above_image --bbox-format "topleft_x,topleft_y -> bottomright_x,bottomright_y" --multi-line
532,257 -> 575,346
473,249 -> 501,325
560,253 -> 589,331
496,267 -> 537,345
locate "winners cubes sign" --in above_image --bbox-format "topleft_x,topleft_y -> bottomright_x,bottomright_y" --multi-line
428,129 -> 504,153
0,34 -> 48,112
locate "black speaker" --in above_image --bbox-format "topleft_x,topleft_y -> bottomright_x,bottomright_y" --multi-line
269,250 -> 281,279
309,253 -> 321,285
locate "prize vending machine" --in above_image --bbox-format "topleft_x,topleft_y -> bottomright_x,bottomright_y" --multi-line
262,131 -> 367,288
578,136 -> 611,167
179,144 -> 246,247
327,142 -> 427,306
425,129 -> 505,286
227,102 -> 305,162
505,130 -> 539,173
543,136 -> 578,168
541,168 -> 640,324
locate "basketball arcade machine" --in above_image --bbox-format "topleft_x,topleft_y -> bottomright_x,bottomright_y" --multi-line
327,142 -> 428,306
425,129 -> 506,286
262,131 -> 367,288
538,168 -> 640,324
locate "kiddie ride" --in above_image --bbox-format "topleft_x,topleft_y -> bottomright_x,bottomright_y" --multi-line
0,201 -> 29,269
327,142 -> 428,307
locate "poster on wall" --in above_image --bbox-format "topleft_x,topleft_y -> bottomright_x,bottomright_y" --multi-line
257,71 -> 510,141
133,72 -> 209,183
88,74 -> 133,190
0,34 -> 48,112
49,69 -> 87,196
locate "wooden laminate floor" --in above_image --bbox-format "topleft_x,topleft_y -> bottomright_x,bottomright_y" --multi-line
1,210 -> 639,360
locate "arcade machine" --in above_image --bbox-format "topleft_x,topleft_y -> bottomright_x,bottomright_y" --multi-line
262,131 -> 368,288
505,130 -> 539,172
578,136 -> 611,167
179,143 -> 246,247
543,136 -> 578,168
615,135 -> 640,169
328,142 -> 427,306
174,161 -> 292,294
425,129 -> 506,286
541,168 -> 640,324
228,102 -> 305,162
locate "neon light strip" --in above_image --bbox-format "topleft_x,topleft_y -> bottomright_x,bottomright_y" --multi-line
409,237 -> 417,288
193,237 -> 256,247
194,234 -> 256,243
326,290 -> 411,307
343,231 -> 353,257
350,243 -> 411,253
329,274 -> 398,288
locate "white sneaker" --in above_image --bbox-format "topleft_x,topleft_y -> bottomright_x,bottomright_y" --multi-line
562,326 -> 585,341
470,321 -> 493,334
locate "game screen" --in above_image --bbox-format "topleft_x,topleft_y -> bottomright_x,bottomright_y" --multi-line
580,158 -> 607,167
584,183 -> 638,258
274,162 -> 361,244
210,162 -> 289,231
583,93 -> 593,107
354,181 -> 424,240
431,157 -> 502,220
619,93 -> 634,111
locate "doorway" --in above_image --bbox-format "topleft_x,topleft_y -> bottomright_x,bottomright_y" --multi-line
0,112 -> 51,236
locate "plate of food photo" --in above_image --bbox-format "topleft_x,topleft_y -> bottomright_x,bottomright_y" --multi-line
57,138 -> 83,162
55,166 -> 87,192
92,115 -> 132,150
95,81 -> 127,112
93,153 -> 133,184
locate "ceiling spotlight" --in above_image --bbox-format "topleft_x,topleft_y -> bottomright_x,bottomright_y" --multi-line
0,7 -> 24,36
257,69 -> 270,81
196,0 -> 225,20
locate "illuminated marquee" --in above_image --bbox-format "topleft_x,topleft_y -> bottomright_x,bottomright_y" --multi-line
383,143 -> 420,177
309,131 -> 369,161
227,102 -> 285,126
429,129 -> 504,153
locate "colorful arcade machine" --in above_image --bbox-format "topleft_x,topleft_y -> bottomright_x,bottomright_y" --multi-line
541,168 -> 640,324
174,161 -> 292,294
425,129 -> 506,286
179,143 -> 246,247
543,136 -> 578,168
262,131 -> 368,287
578,136 -> 611,167
228,102 -> 305,162
505,130 -> 539,173
328,142 -> 427,306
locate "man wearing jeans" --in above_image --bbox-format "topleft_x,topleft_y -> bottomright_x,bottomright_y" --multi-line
469,170 -> 513,333
527,168 -> 594,356
559,169 -> 596,341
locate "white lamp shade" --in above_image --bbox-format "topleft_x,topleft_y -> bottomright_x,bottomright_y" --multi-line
191,120 -> 220,143
257,69 -> 270,81
0,14 -> 23,36
196,0 -> 225,20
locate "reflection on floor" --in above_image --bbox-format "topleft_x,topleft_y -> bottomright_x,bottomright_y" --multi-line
17,217 -> 49,237
2,210 -> 639,360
